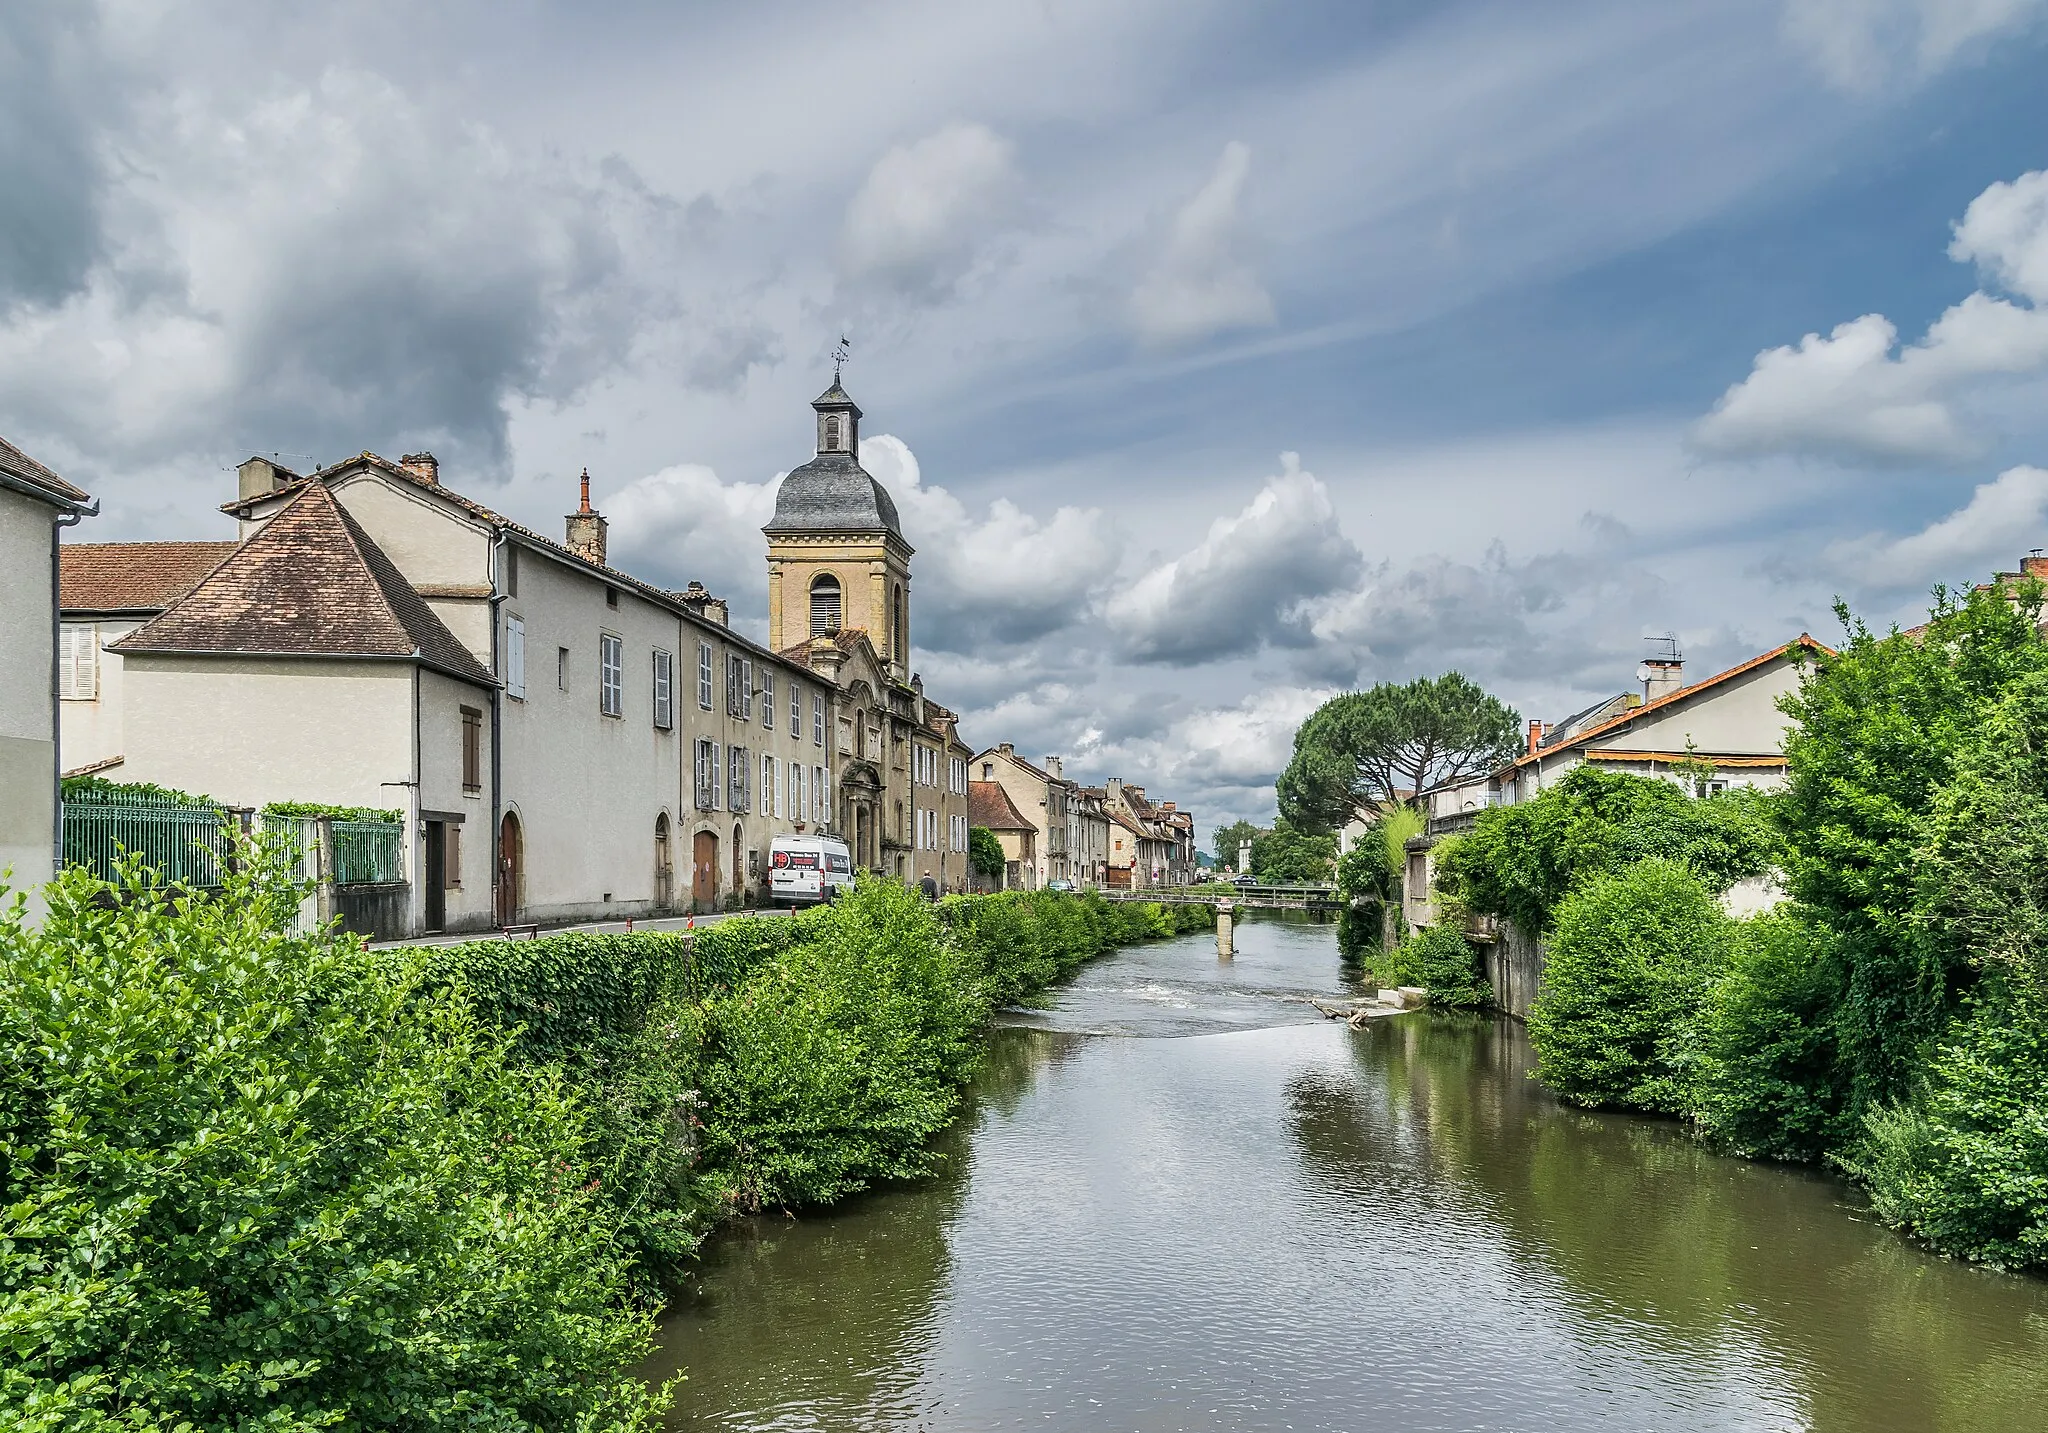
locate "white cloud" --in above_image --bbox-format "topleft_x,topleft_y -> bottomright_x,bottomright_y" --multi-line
839,122 -> 1019,298
1781,0 -> 2047,90
1106,452 -> 1362,663
604,460 -> 779,603
1692,168 -> 2048,464
1815,464 -> 2048,589
1129,141 -> 1275,347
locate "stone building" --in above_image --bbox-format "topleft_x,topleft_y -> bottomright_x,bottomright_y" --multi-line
971,743 -> 1075,887
1,434 -> 94,916
769,378 -> 973,890
969,779 -> 1037,890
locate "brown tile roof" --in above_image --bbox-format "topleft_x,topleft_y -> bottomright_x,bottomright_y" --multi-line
61,541 -> 241,613
969,780 -> 1035,831
0,432 -> 91,507
1510,634 -> 1830,772
112,481 -> 494,685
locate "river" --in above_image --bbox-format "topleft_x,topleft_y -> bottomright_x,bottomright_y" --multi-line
645,916 -> 2048,1431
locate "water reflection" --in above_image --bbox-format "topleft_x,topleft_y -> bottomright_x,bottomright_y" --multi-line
652,925 -> 2048,1432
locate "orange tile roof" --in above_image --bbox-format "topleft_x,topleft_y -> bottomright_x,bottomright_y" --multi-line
62,541 -> 240,613
1509,634 -> 1830,772
969,780 -> 1035,831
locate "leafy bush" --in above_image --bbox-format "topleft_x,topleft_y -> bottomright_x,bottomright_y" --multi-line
1528,859 -> 1733,1113
58,774 -> 214,805
967,826 -> 1005,880
1403,922 -> 1490,1008
1435,766 -> 1776,935
261,799 -> 404,823
1249,818 -> 1338,884
1691,909 -> 1849,1161
1842,983 -> 2048,1271
0,857 -> 662,1432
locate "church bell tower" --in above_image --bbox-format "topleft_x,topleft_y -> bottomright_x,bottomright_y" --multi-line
763,377 -> 915,679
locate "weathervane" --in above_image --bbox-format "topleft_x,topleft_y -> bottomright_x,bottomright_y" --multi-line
832,334 -> 851,382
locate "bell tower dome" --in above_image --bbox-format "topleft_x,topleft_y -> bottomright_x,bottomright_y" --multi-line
764,376 -> 915,678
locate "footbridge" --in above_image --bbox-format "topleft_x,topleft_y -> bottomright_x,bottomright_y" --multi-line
1099,883 -> 1343,958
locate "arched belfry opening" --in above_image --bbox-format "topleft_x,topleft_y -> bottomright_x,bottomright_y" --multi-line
811,573 -> 843,635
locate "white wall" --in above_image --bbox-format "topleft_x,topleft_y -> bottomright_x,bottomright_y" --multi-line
57,616 -> 142,772
0,488 -> 57,901
1608,660 -> 1803,755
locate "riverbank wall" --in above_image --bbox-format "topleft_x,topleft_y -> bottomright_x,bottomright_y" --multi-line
1484,919 -> 1545,1020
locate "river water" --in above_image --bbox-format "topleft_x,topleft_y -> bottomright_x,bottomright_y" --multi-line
646,918 -> 2048,1431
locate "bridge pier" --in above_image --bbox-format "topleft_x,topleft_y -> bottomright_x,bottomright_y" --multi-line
1216,898 -> 1235,960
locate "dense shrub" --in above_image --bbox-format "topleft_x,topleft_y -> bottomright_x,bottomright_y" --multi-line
1400,923 -> 1490,1008
1527,859 -> 1733,1113
1691,909 -> 1849,1162
0,859 -> 662,1433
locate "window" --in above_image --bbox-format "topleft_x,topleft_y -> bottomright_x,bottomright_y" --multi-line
695,740 -> 722,810
810,574 -> 842,635
461,706 -> 482,792
743,659 -> 754,718
982,761 -> 992,780
505,545 -> 519,597
604,584 -> 619,608
763,754 -> 776,817
599,633 -> 623,717
728,745 -> 751,812
652,649 -> 674,730
792,763 -> 805,822
698,642 -> 714,709
505,615 -> 526,699
558,646 -> 570,692
791,680 -> 802,734
762,670 -> 775,730
823,414 -> 841,449
725,654 -> 754,718
58,623 -> 97,700
814,692 -> 825,746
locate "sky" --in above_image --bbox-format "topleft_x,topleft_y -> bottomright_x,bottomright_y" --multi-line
7,0 -> 2048,838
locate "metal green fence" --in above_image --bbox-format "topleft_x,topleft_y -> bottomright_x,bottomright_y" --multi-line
332,820 -> 404,886
62,798 -> 232,888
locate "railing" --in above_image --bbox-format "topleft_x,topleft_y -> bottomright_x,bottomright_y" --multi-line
332,820 -> 405,886
62,797 -> 233,888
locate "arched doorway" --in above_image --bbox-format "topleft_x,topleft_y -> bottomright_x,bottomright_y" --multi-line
654,813 -> 672,912
692,829 -> 718,911
497,812 -> 522,925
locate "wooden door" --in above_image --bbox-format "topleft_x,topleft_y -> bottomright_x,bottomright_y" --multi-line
692,830 -> 717,910
497,813 -> 521,924
424,822 -> 446,932
654,814 -> 672,911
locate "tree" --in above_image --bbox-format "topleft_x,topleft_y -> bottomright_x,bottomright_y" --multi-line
1249,819 -> 1338,884
1212,819 -> 1260,871
1277,673 -> 1520,832
967,826 -> 1006,881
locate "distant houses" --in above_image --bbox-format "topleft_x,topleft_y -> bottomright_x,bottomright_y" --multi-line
48,381 -> 1198,933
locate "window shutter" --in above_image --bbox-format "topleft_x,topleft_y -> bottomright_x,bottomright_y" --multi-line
506,616 -> 526,698
59,624 -> 97,701
742,659 -> 754,720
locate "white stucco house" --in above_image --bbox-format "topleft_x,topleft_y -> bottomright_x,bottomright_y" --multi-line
0,435 -> 95,915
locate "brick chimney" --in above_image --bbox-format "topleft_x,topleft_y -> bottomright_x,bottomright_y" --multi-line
2024,549 -> 2048,581
681,580 -> 728,627
399,451 -> 439,485
565,468 -> 608,567
1527,719 -> 1542,756
999,742 -> 1015,758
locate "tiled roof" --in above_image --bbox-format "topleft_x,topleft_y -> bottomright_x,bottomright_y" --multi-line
969,780 -> 1035,831
0,433 -> 91,507
113,481 -> 494,685
1511,635 -> 1829,772
62,541 -> 240,613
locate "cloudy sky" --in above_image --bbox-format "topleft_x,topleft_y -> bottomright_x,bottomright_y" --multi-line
9,0 -> 2048,835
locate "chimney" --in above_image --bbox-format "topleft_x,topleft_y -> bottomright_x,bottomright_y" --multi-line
1641,658 -> 1685,702
1527,719 -> 1542,756
681,581 -> 728,627
565,467 -> 609,567
237,456 -> 283,500
1044,755 -> 1063,780
398,451 -> 439,485
2024,549 -> 2048,581
807,632 -> 846,682
998,742 -> 1015,758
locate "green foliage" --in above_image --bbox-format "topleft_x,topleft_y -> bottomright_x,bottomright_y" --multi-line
1843,981 -> 2048,1270
1211,819 -> 1260,869
967,825 -> 1006,879
1691,909 -> 1849,1162
262,799 -> 404,823
58,774 -> 214,806
0,853 -> 662,1432
1528,859 -> 1734,1113
1334,807 -> 1425,907
1276,673 -> 1520,833
1435,766 -> 1777,936
1403,923 -> 1490,1008
1249,818 -> 1338,884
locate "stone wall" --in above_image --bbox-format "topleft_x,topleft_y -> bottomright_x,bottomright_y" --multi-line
1485,919 -> 1546,1021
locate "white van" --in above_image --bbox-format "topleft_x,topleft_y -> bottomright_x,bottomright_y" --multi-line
768,834 -> 854,906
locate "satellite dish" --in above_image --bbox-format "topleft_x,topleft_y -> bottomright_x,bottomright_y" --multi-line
1636,663 -> 1654,684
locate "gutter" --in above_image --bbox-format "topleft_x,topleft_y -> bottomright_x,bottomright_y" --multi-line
489,528 -> 508,920
48,497 -> 98,877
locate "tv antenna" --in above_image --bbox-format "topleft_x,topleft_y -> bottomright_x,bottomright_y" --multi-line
1643,632 -> 1681,661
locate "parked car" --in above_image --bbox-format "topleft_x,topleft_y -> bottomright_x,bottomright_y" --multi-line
1046,878 -> 1075,893
1230,872 -> 1258,887
768,834 -> 854,906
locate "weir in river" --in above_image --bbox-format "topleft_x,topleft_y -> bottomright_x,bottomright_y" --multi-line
646,915 -> 2048,1432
